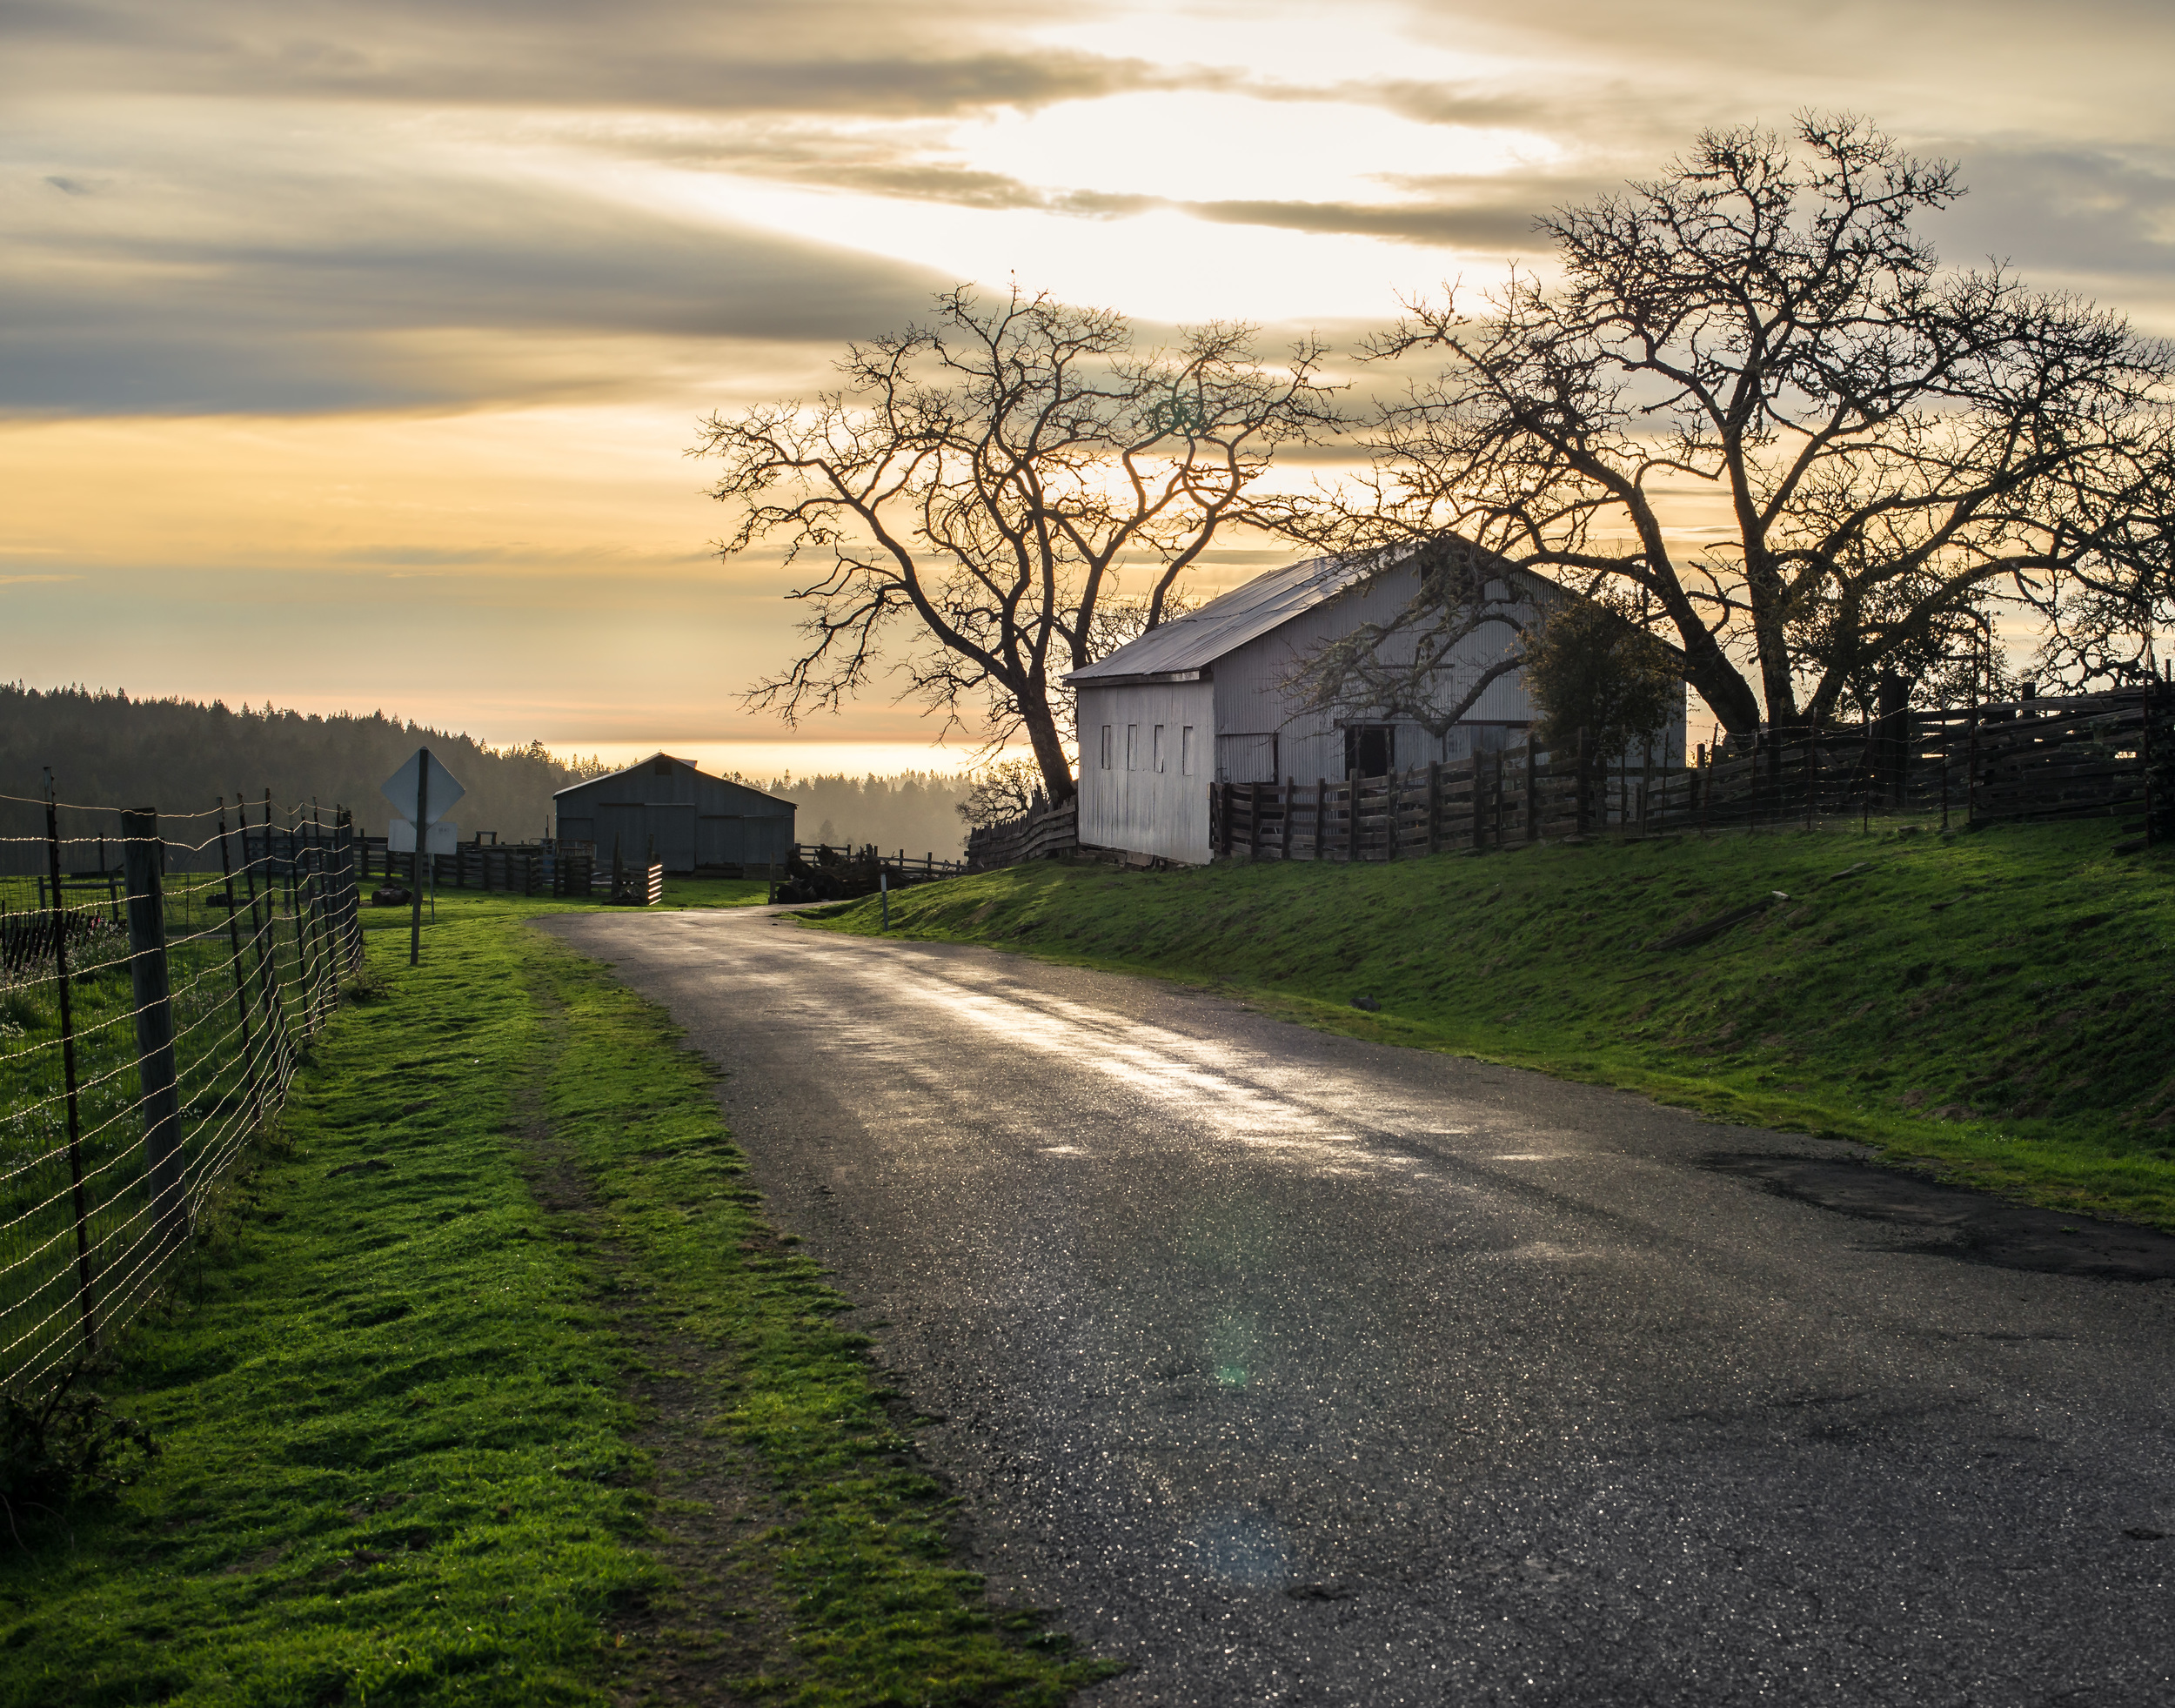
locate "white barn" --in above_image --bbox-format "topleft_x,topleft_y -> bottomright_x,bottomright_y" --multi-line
1066,549 -> 1684,866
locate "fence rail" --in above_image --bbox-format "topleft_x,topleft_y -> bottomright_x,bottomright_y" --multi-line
1210,686 -> 2172,861
964,801 -> 1079,871
2,785 -> 365,1401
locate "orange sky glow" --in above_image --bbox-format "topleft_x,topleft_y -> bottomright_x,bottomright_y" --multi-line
5,0 -> 2172,776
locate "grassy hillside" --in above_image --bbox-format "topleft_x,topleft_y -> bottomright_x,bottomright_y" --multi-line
815,820 -> 2175,1231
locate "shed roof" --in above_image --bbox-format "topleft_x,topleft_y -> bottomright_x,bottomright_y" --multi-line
552,752 -> 794,811
1062,539 -> 1560,687
1063,553 -> 1371,684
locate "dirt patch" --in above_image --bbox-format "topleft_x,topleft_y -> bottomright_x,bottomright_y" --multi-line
1703,1154 -> 2175,1283
512,999 -> 796,1705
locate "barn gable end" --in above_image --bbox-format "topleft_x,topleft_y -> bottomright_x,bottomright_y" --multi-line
553,754 -> 795,874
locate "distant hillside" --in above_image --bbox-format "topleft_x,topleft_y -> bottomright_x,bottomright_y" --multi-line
2,684 -> 604,870
763,772 -> 973,859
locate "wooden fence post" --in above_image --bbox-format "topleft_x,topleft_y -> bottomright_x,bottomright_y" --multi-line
1384,771 -> 1399,861
1965,700 -> 1980,827
1282,780 -> 1295,860
121,808 -> 189,1252
1347,770 -> 1360,861
43,771 -> 97,1351
2147,677 -> 2158,848
1314,779 -> 1327,861
1469,755 -> 1484,849
1426,760 -> 1442,854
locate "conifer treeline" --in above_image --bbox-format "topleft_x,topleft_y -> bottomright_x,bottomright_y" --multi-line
2,684 -> 606,871
760,773 -> 973,859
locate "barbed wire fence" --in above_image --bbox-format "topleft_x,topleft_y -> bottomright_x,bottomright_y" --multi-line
1,779 -> 366,1401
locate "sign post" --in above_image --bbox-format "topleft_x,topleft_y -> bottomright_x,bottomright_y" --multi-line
381,747 -> 465,966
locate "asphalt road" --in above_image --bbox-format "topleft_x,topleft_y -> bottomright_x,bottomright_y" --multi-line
542,908 -> 2175,1707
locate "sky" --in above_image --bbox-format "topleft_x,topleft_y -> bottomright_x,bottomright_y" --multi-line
6,0 -> 2175,778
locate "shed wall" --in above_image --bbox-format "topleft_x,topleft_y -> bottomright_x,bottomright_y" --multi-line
1074,680 -> 1215,863
1210,568 -> 1684,780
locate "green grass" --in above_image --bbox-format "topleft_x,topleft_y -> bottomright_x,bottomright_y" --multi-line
813,818 -> 2175,1231
0,886 -> 1108,1705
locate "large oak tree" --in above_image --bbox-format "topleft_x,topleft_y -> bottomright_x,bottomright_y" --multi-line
1299,115 -> 2173,736
695,285 -> 1341,805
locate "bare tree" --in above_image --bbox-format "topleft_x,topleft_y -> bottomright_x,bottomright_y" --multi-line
954,758 -> 1043,831
1298,115 -> 2173,735
694,285 -> 1342,805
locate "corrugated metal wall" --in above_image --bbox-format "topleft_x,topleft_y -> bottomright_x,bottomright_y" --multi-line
1074,680 -> 1215,863
1212,567 -> 1685,780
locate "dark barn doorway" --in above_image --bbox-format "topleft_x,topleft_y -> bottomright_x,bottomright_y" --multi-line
1344,724 -> 1395,777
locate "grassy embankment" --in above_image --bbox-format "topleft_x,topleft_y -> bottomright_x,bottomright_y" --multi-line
815,818 -> 2175,1231
0,877 -> 1107,1705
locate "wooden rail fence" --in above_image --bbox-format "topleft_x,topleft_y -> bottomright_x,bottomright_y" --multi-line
965,800 -> 1080,871
1213,685 -> 2172,861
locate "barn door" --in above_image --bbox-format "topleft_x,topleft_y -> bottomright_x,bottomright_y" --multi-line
648,805 -> 697,873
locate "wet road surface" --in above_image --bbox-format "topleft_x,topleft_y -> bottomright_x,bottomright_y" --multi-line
542,909 -> 2175,1706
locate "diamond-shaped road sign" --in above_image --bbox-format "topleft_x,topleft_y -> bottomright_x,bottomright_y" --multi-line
381,747 -> 466,825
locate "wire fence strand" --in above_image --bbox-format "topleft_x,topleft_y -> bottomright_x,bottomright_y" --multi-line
1,784 -> 371,1396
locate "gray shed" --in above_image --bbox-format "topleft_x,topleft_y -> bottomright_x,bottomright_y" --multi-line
553,754 -> 795,875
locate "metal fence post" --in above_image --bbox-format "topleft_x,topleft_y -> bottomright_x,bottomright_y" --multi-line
121,807 -> 189,1251
238,785 -> 292,1090
43,771 -> 97,1350
215,800 -> 267,1132
332,808 -> 363,971
305,801 -> 340,1013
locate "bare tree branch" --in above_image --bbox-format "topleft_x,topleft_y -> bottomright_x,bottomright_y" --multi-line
693,285 -> 1343,802
1287,114 -> 2174,734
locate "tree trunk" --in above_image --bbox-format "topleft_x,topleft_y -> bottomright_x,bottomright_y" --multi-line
1021,697 -> 1077,807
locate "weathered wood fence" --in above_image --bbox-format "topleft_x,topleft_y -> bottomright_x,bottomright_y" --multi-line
1214,686 -> 2172,861
965,800 -> 1080,871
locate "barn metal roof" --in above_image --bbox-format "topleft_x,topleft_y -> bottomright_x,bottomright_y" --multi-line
1063,553 -> 1374,684
552,752 -> 794,810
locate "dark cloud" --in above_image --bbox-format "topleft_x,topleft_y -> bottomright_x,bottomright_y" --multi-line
1934,143 -> 2175,285
0,176 -> 948,413
0,0 -> 1235,115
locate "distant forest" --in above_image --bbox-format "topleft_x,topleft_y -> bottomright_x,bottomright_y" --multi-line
762,773 -> 973,859
2,685 -> 606,872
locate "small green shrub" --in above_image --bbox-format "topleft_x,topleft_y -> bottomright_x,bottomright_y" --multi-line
0,1364 -> 160,1531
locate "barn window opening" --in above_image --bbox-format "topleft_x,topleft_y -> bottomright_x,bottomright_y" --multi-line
1344,724 -> 1395,777
1126,724 -> 1139,770
1101,724 -> 1114,769
1153,725 -> 1166,773
1181,725 -> 1195,775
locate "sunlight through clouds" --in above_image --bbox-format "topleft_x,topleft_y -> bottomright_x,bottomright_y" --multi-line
3,0 -> 2173,753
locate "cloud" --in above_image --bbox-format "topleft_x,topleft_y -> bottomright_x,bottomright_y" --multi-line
1,160 -> 952,412
1,0 -> 1231,115
1932,142 -> 2175,286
